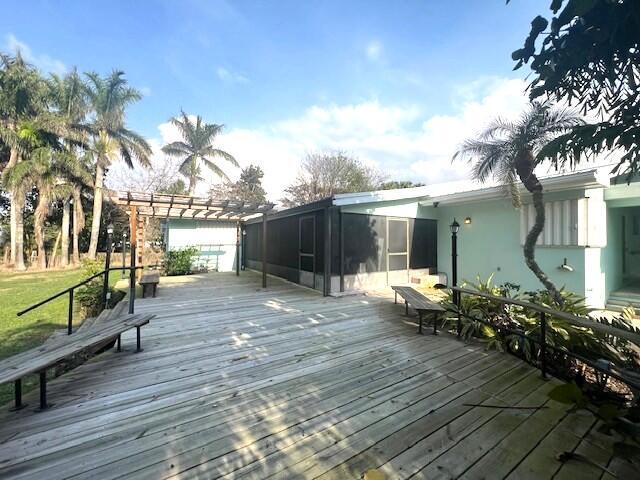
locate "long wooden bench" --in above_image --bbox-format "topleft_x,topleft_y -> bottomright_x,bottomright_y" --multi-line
139,271 -> 160,298
391,285 -> 446,334
0,312 -> 153,411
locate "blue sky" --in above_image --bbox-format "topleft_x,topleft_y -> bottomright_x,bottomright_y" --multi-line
1,0 -> 543,197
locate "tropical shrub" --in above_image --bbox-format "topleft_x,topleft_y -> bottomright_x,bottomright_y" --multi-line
76,258 -> 108,317
443,275 -> 640,403
164,247 -> 198,276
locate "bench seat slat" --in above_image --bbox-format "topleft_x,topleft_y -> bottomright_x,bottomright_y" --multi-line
391,286 -> 445,312
0,314 -> 153,385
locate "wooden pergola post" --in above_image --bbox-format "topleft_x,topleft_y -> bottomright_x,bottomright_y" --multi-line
262,213 -> 267,288
128,206 -> 137,315
235,221 -> 240,276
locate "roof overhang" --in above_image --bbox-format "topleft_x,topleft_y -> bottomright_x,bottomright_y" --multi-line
108,190 -> 275,221
421,169 -> 611,206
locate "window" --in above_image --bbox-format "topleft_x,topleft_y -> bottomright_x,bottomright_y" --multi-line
520,198 -> 588,247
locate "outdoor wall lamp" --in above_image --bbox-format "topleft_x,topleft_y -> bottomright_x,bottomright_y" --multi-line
559,258 -> 574,272
464,217 -> 472,225
106,223 -> 114,235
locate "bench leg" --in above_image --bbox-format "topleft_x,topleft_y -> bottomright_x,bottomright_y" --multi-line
433,312 -> 438,335
136,326 -> 143,353
405,301 -> 409,316
39,370 -> 48,410
117,334 -> 121,352
418,312 -> 423,334
153,284 -> 157,298
10,379 -> 25,411
394,292 -> 397,304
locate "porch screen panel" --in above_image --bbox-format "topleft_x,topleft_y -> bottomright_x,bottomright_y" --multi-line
409,219 -> 437,269
343,213 -> 386,274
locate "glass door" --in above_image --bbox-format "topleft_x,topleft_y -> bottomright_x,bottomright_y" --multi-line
387,218 -> 409,285
299,216 -> 316,288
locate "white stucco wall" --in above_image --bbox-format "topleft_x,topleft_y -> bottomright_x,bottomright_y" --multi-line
165,219 -> 239,272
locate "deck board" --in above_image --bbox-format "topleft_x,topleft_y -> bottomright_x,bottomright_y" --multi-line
0,272 -> 616,479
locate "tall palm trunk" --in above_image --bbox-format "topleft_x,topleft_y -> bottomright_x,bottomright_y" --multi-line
61,197 -> 70,267
34,186 -> 49,270
87,163 -> 104,259
11,189 -> 26,271
7,148 -> 26,270
72,185 -> 84,264
188,176 -> 196,196
515,153 -> 563,305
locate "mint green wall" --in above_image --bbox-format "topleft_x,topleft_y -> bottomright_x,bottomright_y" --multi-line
434,199 -> 586,295
340,194 -> 588,295
603,207 -> 624,298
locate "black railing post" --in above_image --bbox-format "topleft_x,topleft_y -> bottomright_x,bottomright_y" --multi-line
540,311 -> 547,378
129,245 -> 136,315
67,289 -> 74,335
456,290 -> 462,338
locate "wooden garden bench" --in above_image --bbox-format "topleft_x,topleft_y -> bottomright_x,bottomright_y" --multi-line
391,285 -> 446,335
0,312 -> 153,411
139,271 -> 160,298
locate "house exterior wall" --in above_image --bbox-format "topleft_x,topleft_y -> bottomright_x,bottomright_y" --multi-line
431,198 -> 588,299
165,219 -> 239,272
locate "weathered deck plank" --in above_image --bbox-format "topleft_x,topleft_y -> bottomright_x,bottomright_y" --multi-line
0,272 -> 616,479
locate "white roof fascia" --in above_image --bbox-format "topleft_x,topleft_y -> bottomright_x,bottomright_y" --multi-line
422,169 -> 610,206
332,185 -> 431,206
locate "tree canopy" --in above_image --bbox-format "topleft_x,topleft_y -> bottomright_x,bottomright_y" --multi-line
511,0 -> 640,179
211,164 -> 267,203
281,152 -> 385,207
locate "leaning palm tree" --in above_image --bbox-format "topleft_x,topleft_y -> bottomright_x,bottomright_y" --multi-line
83,70 -> 151,259
161,111 -> 238,196
454,102 -> 583,305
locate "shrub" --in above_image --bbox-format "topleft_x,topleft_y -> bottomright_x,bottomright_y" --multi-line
444,275 -> 640,403
76,259 -> 109,317
164,247 -> 198,276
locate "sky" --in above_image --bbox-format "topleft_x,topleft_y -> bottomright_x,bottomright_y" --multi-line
1,0 -> 549,199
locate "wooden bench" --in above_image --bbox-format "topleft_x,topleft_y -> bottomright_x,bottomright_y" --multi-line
139,271 -> 160,298
0,312 -> 153,411
391,285 -> 446,334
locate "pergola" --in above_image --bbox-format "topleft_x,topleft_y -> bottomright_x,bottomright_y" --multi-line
109,190 -> 275,286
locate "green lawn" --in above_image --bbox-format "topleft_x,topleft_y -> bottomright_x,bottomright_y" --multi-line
0,268 -> 125,406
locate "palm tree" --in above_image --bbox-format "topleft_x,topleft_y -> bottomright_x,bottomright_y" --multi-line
83,70 -> 151,259
454,102 -> 583,304
0,53 -> 48,270
161,111 -> 238,196
48,69 -> 89,267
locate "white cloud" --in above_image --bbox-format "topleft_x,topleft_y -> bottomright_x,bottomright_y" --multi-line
139,86 -> 152,96
365,40 -> 383,62
5,34 -> 67,75
107,77 -> 532,201
216,66 -> 249,84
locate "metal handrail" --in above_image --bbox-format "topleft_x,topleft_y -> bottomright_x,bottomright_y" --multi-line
452,286 -> 640,344
16,267 -> 142,317
448,285 -> 640,392
16,263 -> 157,335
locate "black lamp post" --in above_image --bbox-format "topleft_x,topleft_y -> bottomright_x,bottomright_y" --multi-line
102,223 -> 114,310
450,218 -> 461,336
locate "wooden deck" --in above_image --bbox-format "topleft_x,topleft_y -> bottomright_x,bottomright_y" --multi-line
0,272 -> 626,479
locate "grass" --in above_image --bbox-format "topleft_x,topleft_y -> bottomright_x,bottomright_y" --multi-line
0,268 -> 125,406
